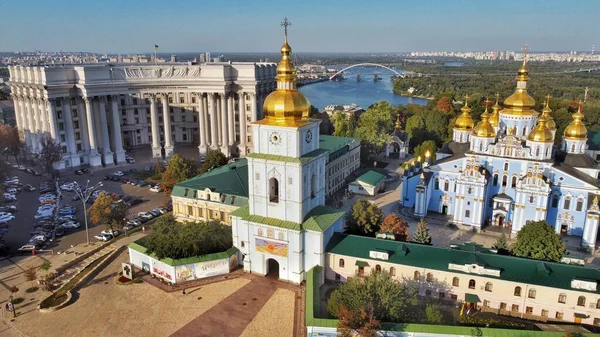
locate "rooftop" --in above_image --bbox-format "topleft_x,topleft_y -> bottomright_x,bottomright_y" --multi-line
327,233 -> 600,294
354,170 -> 386,187
231,204 -> 345,233
128,237 -> 238,267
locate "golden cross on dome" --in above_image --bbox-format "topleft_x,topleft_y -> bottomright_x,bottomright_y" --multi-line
522,44 -> 530,66
464,94 -> 470,106
545,94 -> 552,106
280,17 -> 292,37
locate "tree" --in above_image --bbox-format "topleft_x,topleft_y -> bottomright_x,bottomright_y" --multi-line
353,101 -> 396,159
161,154 -> 198,191
0,125 -> 22,161
492,234 -> 509,254
512,221 -> 566,262
346,200 -> 383,236
88,191 -> 128,231
39,135 -> 63,175
413,140 -> 437,162
379,214 -> 409,241
146,215 -> 233,260
312,108 -> 334,135
425,303 -> 443,324
328,270 -> 418,323
198,149 -> 227,174
24,266 -> 37,288
435,96 -> 454,114
39,262 -> 53,291
331,111 -> 353,137
337,304 -> 380,337
412,219 -> 432,245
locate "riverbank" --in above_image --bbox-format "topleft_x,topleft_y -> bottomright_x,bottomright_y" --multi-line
297,77 -> 328,87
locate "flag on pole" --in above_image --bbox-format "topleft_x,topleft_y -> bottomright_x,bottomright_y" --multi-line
154,45 -> 159,52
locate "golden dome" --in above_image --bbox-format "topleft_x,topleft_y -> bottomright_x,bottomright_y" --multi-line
489,93 -> 501,128
502,64 -> 537,116
261,34 -> 311,125
541,95 -> 556,130
564,104 -> 587,140
454,97 -> 475,130
473,105 -> 496,138
527,115 -> 553,142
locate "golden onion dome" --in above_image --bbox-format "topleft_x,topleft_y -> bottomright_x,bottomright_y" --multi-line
489,93 -> 501,128
541,95 -> 556,130
262,34 -> 311,125
473,106 -> 496,138
502,64 -> 537,116
454,97 -> 475,130
564,104 -> 587,140
527,115 -> 554,142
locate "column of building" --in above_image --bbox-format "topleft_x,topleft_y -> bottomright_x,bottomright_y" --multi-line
11,94 -> 24,143
25,97 -> 38,152
17,95 -> 31,148
197,93 -> 208,155
110,95 -> 126,164
62,97 -> 79,167
77,97 -> 91,161
250,92 -> 258,122
32,97 -> 42,151
37,98 -> 49,140
98,96 -> 115,166
162,94 -> 174,157
220,93 -> 229,156
209,93 -> 218,150
45,99 -> 59,143
148,94 -> 161,158
84,97 -> 102,167
227,93 -> 235,150
238,92 -> 247,155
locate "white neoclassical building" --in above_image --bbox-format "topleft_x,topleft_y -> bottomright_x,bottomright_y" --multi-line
8,62 -> 276,169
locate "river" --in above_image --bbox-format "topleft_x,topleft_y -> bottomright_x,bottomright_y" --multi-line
298,67 -> 429,111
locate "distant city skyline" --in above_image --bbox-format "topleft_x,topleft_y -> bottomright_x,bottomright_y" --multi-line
1,0 -> 598,53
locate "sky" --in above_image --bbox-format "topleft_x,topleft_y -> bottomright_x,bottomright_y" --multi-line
0,0 -> 598,53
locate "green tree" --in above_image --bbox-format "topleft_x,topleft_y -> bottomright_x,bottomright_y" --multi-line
198,149 -> 228,174
146,215 -> 233,260
328,270 -> 417,323
161,154 -> 198,191
379,214 -> 409,241
353,101 -> 396,159
492,234 -> 510,254
413,140 -> 437,162
39,135 -> 63,176
412,219 -> 432,245
88,191 -> 128,231
512,221 -> 566,262
425,303 -> 443,324
346,200 -> 383,236
331,111 -> 352,137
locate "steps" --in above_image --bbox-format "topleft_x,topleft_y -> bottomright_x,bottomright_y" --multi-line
50,244 -> 117,289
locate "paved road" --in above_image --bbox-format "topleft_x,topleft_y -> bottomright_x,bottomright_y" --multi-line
2,161 -> 168,254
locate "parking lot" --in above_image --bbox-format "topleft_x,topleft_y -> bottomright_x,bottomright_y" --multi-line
2,162 -> 169,253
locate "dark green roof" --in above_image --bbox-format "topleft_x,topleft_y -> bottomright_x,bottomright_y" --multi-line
128,237 -> 238,266
588,131 -> 600,151
231,204 -> 345,233
171,159 -> 249,206
354,170 -> 386,186
319,135 -> 357,153
327,234 -> 600,294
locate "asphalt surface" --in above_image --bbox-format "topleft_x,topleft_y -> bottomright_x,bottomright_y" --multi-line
2,162 -> 169,253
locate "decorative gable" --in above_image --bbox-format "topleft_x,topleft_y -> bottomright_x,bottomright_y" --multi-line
448,263 -> 501,277
571,278 -> 597,291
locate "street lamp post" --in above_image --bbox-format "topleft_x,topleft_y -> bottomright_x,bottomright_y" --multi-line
73,180 -> 103,245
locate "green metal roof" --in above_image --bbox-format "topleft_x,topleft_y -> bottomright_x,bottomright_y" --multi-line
171,159 -> 249,206
128,237 -> 238,266
354,170 -> 386,187
327,233 -> 600,294
588,131 -> 600,151
231,204 -> 345,233
465,293 -> 479,303
246,153 -> 303,163
318,135 -> 356,153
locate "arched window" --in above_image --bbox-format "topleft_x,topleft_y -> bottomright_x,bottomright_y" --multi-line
536,147 -> 540,157
564,196 -> 571,210
576,198 -> 584,212
339,259 -> 345,268
460,134 -> 463,142
444,180 -> 449,191
465,210 -> 470,218
426,273 -> 433,282
452,277 -> 459,287
511,176 -> 517,188
514,286 -> 522,297
552,195 -> 560,208
468,279 -> 476,289
558,293 -> 567,304
375,265 -> 381,273
269,177 -> 279,203
502,175 -> 508,187
529,195 -> 535,203
310,173 -> 316,199
413,271 -> 420,281
522,127 -> 527,136
545,148 -> 550,157
479,142 -> 483,152
485,282 -> 493,292
578,296 -> 586,307
504,162 -> 509,171
390,267 -> 396,276
596,298 -> 600,309
528,288 -> 536,299
493,174 -> 498,186
467,187 -> 472,194
571,144 -> 575,153
434,179 -> 439,190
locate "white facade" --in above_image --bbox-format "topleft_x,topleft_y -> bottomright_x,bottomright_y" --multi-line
8,62 -> 276,169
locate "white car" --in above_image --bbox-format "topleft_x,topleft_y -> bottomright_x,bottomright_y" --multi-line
100,229 -> 119,237
59,221 -> 80,229
5,188 -> 18,194
137,212 -> 153,220
60,183 -> 76,191
17,165 -> 25,171
29,235 -> 49,244
18,244 -> 38,252
0,214 -> 15,223
94,233 -> 113,241
37,206 -> 56,212
34,211 -> 54,220
113,171 -> 124,177
92,190 -> 104,197
126,219 -> 142,227
56,215 -> 76,222
3,194 -> 16,201
149,185 -> 161,193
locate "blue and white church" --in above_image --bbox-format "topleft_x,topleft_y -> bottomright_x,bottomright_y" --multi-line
400,62 -> 600,249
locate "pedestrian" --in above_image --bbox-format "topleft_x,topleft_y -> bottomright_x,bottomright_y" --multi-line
182,288 -> 186,295
142,226 -> 145,232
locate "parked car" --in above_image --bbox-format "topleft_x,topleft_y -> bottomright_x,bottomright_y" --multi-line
151,208 -> 162,216
54,228 -> 65,237
127,219 -> 142,227
100,229 -> 119,237
0,214 -> 15,223
0,206 -> 17,213
32,170 -> 41,176
94,233 -> 113,242
129,198 -> 143,206
126,156 -> 135,164
18,244 -> 38,252
3,194 -> 16,202
59,221 -> 80,229
75,169 -> 85,175
24,184 -> 36,192
157,207 -> 168,214
34,212 -> 54,220
113,171 -> 124,177
16,165 -> 25,171
56,215 -> 77,223
25,168 -> 34,174
60,183 -> 76,191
